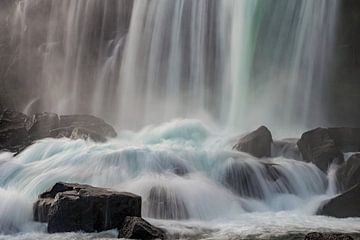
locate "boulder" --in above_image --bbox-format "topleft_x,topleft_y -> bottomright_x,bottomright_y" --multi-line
336,154 -> 360,191
147,186 -> 189,220
27,112 -> 59,140
59,115 -> 117,138
118,216 -> 166,240
233,126 -> 273,158
304,232 -> 354,240
33,182 -> 141,233
50,127 -> 107,142
297,128 -> 344,172
328,128 -> 360,152
317,184 -> 360,218
0,109 -> 30,152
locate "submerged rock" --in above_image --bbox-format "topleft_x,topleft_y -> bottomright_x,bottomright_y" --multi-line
118,216 -> 166,239
317,184 -> 360,218
233,126 -> 273,158
33,182 -> 141,233
147,186 -> 189,220
0,109 -> 30,152
304,232 -> 354,240
336,154 -> 360,191
297,128 -> 344,172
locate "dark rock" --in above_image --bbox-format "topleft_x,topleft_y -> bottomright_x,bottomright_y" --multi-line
233,126 -> 273,158
336,154 -> 360,191
318,184 -> 360,218
272,138 -> 302,160
50,127 -> 107,142
59,115 -> 117,138
27,112 -> 59,140
147,186 -> 189,220
0,109 -> 30,152
118,216 -> 166,240
297,128 -> 344,172
328,128 -> 360,152
33,182 -> 141,233
304,232 -> 354,240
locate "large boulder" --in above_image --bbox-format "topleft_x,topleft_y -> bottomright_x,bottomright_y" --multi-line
50,126 -> 107,142
0,109 -> 30,152
118,216 -> 166,240
336,154 -> 360,191
304,232 -> 354,240
58,115 -> 117,138
233,126 -> 273,158
328,128 -> 360,152
27,112 -> 59,140
33,182 -> 141,233
297,128 -> 344,172
147,186 -> 189,220
317,184 -> 360,218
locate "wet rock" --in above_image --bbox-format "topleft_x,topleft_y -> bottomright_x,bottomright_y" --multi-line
27,112 -> 59,140
272,138 -> 302,160
147,186 -> 189,220
233,126 -> 273,158
328,128 -> 360,152
336,154 -> 360,191
59,115 -> 117,138
33,182 -> 141,233
0,109 -> 30,152
50,126 -> 107,142
118,216 -> 166,240
304,232 -> 354,240
317,184 -> 360,218
297,128 -> 344,172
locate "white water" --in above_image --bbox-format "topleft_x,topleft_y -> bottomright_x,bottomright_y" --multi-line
1,120 -> 360,239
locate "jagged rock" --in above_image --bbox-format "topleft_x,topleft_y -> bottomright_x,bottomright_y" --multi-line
317,184 -> 360,218
33,182 -> 141,233
297,128 -> 344,172
304,232 -> 354,240
0,109 -> 30,152
336,154 -> 360,191
59,115 -> 117,138
272,138 -> 302,160
118,216 -> 166,240
147,186 -> 189,220
27,112 -> 59,140
233,126 -> 273,158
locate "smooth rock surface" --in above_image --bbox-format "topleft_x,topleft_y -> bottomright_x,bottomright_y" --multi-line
233,126 -> 273,158
27,112 -> 59,140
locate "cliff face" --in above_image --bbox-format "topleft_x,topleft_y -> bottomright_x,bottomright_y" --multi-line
328,0 -> 360,127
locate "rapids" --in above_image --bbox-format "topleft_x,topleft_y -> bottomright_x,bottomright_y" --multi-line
1,119 -> 360,239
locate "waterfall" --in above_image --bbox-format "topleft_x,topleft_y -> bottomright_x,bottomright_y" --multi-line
9,0 -> 338,132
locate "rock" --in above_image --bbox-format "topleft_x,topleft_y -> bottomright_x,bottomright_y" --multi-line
33,182 -> 141,233
297,128 -> 344,172
317,184 -> 360,218
27,112 -> 59,140
233,126 -> 273,158
59,115 -> 117,138
147,186 -> 189,220
118,216 -> 166,240
0,109 -> 30,152
328,128 -> 360,152
272,138 -> 302,160
336,154 -> 360,191
304,232 -> 354,240
50,127 -> 107,142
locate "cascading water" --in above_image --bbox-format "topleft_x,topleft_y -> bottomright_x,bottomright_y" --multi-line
2,1 -> 359,240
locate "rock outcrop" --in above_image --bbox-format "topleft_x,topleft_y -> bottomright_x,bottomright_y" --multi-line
33,182 -> 141,233
297,128 -> 344,172
304,232 -> 354,240
336,154 -> 360,191
118,216 -> 166,240
317,184 -> 360,218
233,126 -> 273,158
